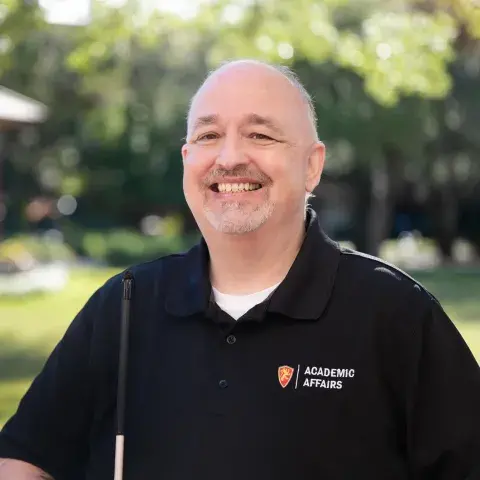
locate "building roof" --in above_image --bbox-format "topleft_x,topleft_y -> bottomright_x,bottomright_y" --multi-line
0,86 -> 48,129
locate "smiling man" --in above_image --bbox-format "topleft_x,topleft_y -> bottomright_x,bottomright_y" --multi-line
1,60 -> 479,480
182,61 -> 323,299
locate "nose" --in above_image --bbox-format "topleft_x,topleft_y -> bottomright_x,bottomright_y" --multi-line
215,134 -> 246,170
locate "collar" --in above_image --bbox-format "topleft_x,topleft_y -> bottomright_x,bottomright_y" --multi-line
165,207 -> 341,321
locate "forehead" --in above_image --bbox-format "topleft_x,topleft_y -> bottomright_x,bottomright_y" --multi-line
188,66 -> 305,131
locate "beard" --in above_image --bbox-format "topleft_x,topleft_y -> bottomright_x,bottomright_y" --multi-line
201,165 -> 274,234
203,197 -> 275,234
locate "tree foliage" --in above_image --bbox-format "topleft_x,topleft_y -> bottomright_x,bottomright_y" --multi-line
197,0 -> 479,106
0,0 -> 479,258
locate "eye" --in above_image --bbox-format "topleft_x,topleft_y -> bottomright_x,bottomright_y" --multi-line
196,132 -> 219,142
250,133 -> 275,141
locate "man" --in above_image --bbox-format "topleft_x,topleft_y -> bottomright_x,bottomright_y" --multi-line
1,60 -> 479,479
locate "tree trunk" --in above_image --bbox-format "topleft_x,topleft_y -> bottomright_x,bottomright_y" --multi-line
436,158 -> 458,263
0,133 -> 6,241
365,144 -> 404,257
366,158 -> 390,257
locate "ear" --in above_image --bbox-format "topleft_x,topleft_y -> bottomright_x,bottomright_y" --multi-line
181,143 -> 189,166
305,142 -> 325,193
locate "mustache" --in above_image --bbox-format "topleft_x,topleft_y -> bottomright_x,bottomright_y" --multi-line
202,165 -> 271,186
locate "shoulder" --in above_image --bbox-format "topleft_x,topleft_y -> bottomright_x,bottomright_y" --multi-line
82,249 -> 199,364
336,247 -> 439,310
126,245 -> 201,294
335,249 -> 455,362
89,245 -> 202,313
128,249 -> 194,280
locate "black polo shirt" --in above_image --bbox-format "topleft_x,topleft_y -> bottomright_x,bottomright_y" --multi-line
1,209 -> 479,480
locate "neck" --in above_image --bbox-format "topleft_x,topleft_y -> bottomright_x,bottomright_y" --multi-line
205,212 -> 306,295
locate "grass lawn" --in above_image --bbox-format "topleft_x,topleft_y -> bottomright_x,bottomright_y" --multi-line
0,266 -> 479,427
0,267 -> 122,427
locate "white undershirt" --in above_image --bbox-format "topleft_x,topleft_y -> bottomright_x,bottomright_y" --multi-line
212,283 -> 281,320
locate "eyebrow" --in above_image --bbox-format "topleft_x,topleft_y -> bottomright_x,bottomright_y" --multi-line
244,113 -> 285,136
191,114 -> 219,132
190,113 -> 285,136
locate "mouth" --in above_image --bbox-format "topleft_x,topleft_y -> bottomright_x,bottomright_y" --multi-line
210,182 -> 263,193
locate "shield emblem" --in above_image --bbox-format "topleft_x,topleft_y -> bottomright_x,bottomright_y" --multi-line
278,365 -> 294,388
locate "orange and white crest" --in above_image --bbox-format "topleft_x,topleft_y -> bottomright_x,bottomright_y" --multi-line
278,365 -> 295,388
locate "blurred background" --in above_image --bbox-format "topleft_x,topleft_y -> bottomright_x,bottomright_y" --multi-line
0,0 -> 479,427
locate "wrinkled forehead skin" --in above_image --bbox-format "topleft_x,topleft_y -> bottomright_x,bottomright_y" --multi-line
187,61 -> 316,145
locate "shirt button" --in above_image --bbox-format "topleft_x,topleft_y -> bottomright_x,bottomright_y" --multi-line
219,379 -> 228,389
226,335 -> 236,345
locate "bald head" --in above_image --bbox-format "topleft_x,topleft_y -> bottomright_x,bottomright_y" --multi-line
182,59 -> 326,236
187,60 -> 318,142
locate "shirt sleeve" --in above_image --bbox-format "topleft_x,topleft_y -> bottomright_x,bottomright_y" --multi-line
404,290 -> 480,479
0,276 -> 120,480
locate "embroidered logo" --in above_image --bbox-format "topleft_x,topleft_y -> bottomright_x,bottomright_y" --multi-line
278,364 -> 355,390
278,365 -> 295,388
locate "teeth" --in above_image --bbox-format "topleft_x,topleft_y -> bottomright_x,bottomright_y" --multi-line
217,183 -> 261,193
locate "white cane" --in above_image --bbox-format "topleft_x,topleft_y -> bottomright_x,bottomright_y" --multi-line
114,271 -> 133,480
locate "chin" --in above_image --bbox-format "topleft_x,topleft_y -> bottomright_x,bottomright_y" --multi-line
216,221 -> 262,235
204,204 -> 275,235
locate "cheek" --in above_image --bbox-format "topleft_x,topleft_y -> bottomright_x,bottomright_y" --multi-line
262,152 -> 305,192
183,149 -> 213,187
253,149 -> 287,178
183,165 -> 205,214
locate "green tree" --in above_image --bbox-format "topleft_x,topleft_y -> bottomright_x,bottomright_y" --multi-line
1,0 -> 479,262
195,0 -> 480,256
